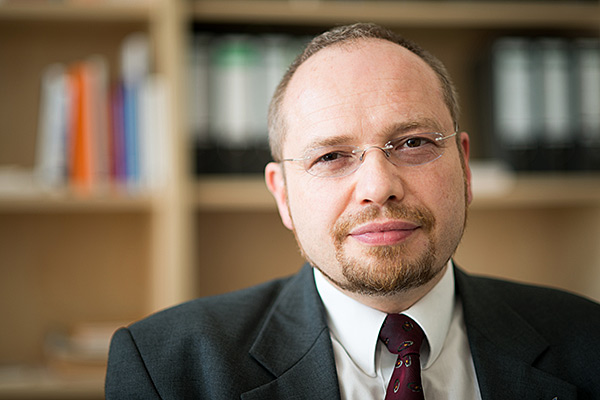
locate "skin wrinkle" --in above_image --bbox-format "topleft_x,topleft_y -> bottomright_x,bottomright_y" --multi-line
293,89 -> 442,134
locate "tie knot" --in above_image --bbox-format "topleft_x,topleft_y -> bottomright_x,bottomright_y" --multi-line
379,314 -> 425,356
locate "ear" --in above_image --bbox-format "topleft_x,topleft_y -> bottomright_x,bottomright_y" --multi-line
459,132 -> 473,205
265,162 -> 294,230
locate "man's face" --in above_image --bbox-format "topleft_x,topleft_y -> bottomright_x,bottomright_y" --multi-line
266,39 -> 472,298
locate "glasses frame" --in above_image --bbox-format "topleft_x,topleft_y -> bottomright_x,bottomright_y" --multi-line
280,131 -> 459,178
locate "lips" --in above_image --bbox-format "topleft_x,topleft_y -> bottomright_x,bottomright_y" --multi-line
348,220 -> 420,246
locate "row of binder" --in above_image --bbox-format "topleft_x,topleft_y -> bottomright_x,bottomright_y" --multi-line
188,32 -> 309,174
190,32 -> 600,175
487,36 -> 600,171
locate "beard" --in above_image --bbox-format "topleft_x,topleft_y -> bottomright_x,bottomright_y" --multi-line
313,203 -> 444,297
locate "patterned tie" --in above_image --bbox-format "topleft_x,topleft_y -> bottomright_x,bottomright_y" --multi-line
379,314 -> 425,399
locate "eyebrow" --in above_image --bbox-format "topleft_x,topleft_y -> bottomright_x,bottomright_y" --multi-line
300,117 -> 448,153
303,135 -> 355,151
382,118 -> 447,138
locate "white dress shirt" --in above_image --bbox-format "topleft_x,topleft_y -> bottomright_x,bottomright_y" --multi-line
314,261 -> 482,400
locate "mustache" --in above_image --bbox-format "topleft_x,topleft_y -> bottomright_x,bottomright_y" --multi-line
332,204 -> 436,243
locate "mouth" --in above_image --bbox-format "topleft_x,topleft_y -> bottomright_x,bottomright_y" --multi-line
348,220 -> 420,246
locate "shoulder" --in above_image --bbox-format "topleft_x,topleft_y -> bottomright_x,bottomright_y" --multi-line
467,272 -> 599,310
457,268 -> 600,333
129,272 -> 296,342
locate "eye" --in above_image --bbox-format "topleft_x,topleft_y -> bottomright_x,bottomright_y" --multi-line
306,147 -> 357,174
319,151 -> 345,162
405,137 -> 426,148
310,149 -> 354,165
392,134 -> 438,151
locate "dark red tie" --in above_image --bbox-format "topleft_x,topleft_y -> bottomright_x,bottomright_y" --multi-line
379,314 -> 425,399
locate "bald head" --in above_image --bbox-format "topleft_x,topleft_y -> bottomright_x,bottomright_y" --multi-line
267,23 -> 459,161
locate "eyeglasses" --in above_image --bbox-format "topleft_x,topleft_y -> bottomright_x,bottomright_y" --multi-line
280,132 -> 458,178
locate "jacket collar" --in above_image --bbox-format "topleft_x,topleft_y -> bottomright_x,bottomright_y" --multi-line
243,264 -> 341,400
454,266 -> 577,400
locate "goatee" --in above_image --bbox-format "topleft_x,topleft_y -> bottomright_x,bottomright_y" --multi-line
316,203 -> 442,296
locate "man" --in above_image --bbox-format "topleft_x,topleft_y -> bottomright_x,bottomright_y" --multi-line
106,23 -> 600,399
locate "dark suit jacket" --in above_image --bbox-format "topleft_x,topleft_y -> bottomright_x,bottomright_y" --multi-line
105,264 -> 600,399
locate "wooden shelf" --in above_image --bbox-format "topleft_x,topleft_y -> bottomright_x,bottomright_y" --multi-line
0,367 -> 103,399
194,176 -> 275,211
471,173 -> 600,209
191,0 -> 600,29
0,1 -> 153,22
193,173 -> 600,211
0,191 -> 155,213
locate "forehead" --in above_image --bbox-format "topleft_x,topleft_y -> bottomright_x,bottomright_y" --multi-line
281,39 -> 451,153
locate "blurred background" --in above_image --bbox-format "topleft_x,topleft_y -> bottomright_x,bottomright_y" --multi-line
0,0 -> 599,398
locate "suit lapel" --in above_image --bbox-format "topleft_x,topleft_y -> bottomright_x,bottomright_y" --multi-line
455,267 -> 577,400
243,265 -> 341,400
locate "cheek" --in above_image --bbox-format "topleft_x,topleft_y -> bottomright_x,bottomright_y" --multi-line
418,158 -> 467,228
286,179 -> 345,239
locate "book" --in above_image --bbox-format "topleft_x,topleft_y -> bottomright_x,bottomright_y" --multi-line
209,34 -> 262,149
535,38 -> 574,170
120,32 -> 150,190
491,37 -> 538,170
574,38 -> 600,170
139,75 -> 169,189
67,62 -> 94,193
35,63 -> 69,189
86,55 -> 111,191
189,33 -> 211,145
109,83 -> 127,186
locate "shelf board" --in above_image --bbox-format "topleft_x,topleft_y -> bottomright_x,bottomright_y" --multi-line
0,0 -> 154,22
191,0 -> 600,29
194,175 -> 276,211
0,191 -> 155,213
0,368 -> 103,399
193,173 -> 600,211
471,173 -> 600,209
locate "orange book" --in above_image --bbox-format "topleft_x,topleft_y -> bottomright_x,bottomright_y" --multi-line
68,63 -> 93,193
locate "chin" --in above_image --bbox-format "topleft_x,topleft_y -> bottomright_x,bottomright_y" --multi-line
329,246 -> 444,296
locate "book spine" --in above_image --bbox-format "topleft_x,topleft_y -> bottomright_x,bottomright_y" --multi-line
120,32 -> 150,190
574,38 -> 600,170
68,63 -> 94,193
536,38 -> 574,170
139,75 -> 169,189
35,63 -> 69,189
86,55 -> 111,191
491,37 -> 538,170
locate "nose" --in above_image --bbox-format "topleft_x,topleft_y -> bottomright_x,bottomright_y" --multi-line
352,148 -> 405,206
357,145 -> 391,162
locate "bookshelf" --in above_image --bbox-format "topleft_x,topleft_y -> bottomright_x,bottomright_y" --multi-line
1,1 -> 600,398
0,1 -> 187,398
191,0 -> 600,28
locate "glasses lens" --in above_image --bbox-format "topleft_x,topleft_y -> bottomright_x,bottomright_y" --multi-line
304,146 -> 360,177
386,133 -> 446,166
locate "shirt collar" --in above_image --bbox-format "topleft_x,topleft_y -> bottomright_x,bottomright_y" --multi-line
314,261 -> 456,376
